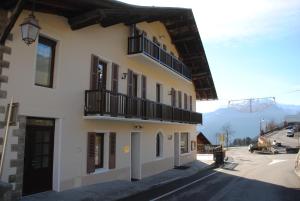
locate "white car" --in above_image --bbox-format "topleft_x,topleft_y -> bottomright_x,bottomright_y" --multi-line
286,129 -> 294,137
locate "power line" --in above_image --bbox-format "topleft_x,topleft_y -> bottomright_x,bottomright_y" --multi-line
228,97 -> 276,113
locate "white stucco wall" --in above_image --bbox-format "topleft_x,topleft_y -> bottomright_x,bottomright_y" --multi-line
0,10 -> 198,191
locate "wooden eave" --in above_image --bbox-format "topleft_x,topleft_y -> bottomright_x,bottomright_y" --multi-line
1,0 -> 218,100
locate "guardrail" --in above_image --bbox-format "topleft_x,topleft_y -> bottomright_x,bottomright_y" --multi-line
128,34 -> 192,80
84,89 -> 202,124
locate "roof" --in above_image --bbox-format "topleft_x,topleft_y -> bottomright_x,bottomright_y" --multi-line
197,132 -> 211,145
1,0 -> 218,100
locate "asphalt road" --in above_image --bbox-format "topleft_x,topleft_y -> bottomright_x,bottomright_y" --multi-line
266,129 -> 300,148
120,147 -> 300,201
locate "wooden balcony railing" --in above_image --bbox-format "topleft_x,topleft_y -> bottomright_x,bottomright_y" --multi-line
128,34 -> 192,80
84,90 -> 202,124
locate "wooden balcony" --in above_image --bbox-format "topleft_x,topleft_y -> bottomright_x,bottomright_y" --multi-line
128,34 -> 192,80
84,90 -> 202,124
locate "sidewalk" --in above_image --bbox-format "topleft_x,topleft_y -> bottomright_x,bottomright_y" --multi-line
21,158 -> 215,201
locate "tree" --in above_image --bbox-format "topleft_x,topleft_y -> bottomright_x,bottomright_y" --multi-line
221,123 -> 235,148
265,120 -> 277,132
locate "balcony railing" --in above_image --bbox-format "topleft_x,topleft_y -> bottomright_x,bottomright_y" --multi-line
84,90 -> 202,124
128,34 -> 192,80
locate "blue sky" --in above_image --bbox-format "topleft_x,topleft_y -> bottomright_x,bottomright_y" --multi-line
122,0 -> 300,112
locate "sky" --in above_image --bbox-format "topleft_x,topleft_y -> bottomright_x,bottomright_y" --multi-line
122,0 -> 300,113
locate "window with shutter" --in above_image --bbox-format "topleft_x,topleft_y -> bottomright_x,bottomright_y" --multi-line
111,63 -> 119,93
141,75 -> 147,99
95,133 -> 104,168
178,91 -> 182,109
87,132 -> 96,173
127,69 -> 133,96
171,88 -> 176,107
109,133 -> 116,169
156,84 -> 161,103
190,95 -> 193,111
184,93 -> 188,110
90,55 -> 107,90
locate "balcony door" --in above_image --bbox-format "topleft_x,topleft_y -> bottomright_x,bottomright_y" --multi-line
90,55 -> 107,90
127,70 -> 139,116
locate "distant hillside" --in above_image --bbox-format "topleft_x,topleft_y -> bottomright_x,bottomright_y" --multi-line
197,104 -> 300,144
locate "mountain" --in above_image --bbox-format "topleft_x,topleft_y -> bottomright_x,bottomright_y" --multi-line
197,104 -> 300,144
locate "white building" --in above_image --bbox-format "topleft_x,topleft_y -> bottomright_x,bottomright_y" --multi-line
0,0 -> 217,199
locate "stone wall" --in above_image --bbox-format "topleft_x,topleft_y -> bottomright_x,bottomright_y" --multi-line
0,8 -> 25,201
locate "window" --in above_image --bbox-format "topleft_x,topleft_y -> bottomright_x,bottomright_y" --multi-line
35,36 -> 56,88
111,63 -> 119,93
156,132 -> 163,157
184,93 -> 188,110
141,75 -> 147,99
132,73 -> 138,97
87,132 -> 116,173
95,133 -> 104,168
190,95 -> 193,111
171,88 -> 176,107
180,133 -> 189,154
90,55 -> 107,90
156,84 -> 161,103
178,91 -> 182,108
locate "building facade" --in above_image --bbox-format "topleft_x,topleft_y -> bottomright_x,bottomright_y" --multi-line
0,0 -> 217,199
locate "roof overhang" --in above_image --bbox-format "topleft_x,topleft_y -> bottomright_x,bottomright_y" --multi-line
1,0 -> 218,100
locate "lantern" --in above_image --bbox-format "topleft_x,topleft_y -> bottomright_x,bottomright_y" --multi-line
20,13 -> 40,45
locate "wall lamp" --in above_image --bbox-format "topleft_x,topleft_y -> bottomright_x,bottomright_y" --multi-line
121,73 -> 127,79
134,124 -> 143,129
20,0 -> 41,45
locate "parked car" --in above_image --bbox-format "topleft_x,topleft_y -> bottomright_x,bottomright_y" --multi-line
287,129 -> 294,137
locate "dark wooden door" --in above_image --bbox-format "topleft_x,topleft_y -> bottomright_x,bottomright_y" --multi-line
23,118 -> 55,196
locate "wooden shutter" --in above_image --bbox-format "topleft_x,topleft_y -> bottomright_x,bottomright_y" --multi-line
87,132 -> 96,173
178,91 -> 182,108
111,63 -> 119,93
141,75 -> 147,99
127,69 -> 133,96
90,55 -> 99,90
190,96 -> 192,111
109,132 -> 116,169
184,93 -> 188,110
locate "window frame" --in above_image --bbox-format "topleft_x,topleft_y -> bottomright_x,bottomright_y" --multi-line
35,36 -> 56,88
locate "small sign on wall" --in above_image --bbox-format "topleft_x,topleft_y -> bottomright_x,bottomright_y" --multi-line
123,145 -> 129,153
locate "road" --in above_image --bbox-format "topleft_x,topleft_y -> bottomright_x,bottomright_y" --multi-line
266,129 -> 300,148
120,147 -> 300,201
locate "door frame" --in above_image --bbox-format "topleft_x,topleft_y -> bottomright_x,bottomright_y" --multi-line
23,117 -> 56,195
174,132 -> 180,167
130,132 -> 142,180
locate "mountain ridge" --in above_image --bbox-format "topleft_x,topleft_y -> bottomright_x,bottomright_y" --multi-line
197,103 -> 300,144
